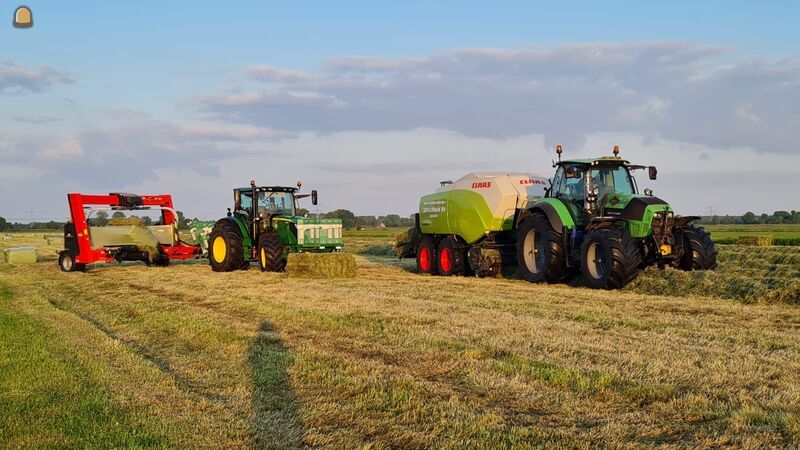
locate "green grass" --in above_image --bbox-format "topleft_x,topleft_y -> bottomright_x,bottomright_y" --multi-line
0,283 -> 169,448
343,227 -> 406,238
704,224 -> 800,244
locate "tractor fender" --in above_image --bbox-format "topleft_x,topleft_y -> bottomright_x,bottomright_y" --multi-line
216,216 -> 252,249
673,215 -> 701,227
517,201 -> 575,231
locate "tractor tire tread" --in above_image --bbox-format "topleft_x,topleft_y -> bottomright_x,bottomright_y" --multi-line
517,213 -> 568,283
258,234 -> 286,272
679,226 -> 718,271
208,220 -> 246,272
582,228 -> 641,289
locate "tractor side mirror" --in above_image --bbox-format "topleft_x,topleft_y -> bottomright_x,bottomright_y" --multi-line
648,166 -> 658,180
311,190 -> 318,206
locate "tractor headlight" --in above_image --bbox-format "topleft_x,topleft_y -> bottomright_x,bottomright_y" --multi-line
667,211 -> 673,219
654,212 -> 663,220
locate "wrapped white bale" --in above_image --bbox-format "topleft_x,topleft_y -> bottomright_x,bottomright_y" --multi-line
3,247 -> 37,264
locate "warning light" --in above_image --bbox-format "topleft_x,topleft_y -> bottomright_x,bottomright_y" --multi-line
556,144 -> 562,155
13,6 -> 33,29
613,145 -> 620,157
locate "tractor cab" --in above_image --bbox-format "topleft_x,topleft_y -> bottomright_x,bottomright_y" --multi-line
233,186 -> 300,228
549,150 -> 657,223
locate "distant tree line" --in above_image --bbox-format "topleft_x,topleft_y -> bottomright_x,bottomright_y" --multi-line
698,211 -> 800,225
5,210 -> 797,231
0,210 -> 415,231
320,210 -> 415,229
0,210 -> 195,231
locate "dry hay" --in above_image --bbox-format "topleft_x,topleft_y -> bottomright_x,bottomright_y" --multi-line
107,216 -> 145,226
737,235 -> 773,246
286,252 -> 357,278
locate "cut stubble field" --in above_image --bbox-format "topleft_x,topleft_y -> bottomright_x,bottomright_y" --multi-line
1,231 -> 800,448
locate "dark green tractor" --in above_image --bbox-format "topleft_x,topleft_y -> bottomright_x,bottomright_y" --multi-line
516,146 -> 717,289
207,181 -> 344,272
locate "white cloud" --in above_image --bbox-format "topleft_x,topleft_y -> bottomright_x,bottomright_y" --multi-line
195,42 -> 799,155
0,61 -> 73,94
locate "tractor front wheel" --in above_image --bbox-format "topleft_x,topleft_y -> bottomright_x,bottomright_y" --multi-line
677,227 -> 718,271
517,213 -> 568,283
416,235 -> 438,275
208,220 -> 246,272
258,234 -> 287,272
580,228 -> 641,289
437,236 -> 469,276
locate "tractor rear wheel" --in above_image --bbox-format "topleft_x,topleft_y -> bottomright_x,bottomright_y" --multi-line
58,252 -> 85,272
437,236 -> 469,276
208,220 -> 246,272
258,234 -> 286,272
580,228 -> 641,289
678,227 -> 718,271
416,235 -> 438,275
517,213 -> 568,283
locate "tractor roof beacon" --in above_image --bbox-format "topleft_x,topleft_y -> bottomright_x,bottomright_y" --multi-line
401,146 -> 717,289
205,180 -> 344,273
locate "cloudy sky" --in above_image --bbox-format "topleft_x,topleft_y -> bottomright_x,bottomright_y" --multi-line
1,1 -> 798,221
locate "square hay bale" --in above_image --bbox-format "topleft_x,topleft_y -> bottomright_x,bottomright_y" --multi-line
286,252 -> 357,278
737,235 -> 773,246
2,246 -> 37,264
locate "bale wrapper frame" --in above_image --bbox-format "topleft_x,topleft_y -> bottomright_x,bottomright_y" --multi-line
58,193 -> 202,272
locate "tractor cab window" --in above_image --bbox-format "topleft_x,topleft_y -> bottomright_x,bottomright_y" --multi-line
237,191 -> 253,215
556,164 -> 586,201
256,192 -> 295,217
589,166 -> 635,199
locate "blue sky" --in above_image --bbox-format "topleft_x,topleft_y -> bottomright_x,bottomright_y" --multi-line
1,1 -> 799,219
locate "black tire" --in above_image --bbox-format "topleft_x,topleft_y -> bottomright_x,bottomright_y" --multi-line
257,234 -> 286,272
678,227 -> 718,271
416,235 -> 438,275
580,228 -> 641,289
58,252 -> 85,272
437,236 -> 469,276
153,253 -> 170,267
208,220 -> 246,272
516,213 -> 568,283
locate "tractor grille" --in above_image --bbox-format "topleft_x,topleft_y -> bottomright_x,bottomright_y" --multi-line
651,213 -> 674,246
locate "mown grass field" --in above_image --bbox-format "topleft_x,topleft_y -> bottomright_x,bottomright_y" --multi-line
1,230 -> 799,448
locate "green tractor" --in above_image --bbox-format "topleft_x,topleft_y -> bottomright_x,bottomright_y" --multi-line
516,146 -> 717,289
403,146 -> 717,289
207,181 -> 344,272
